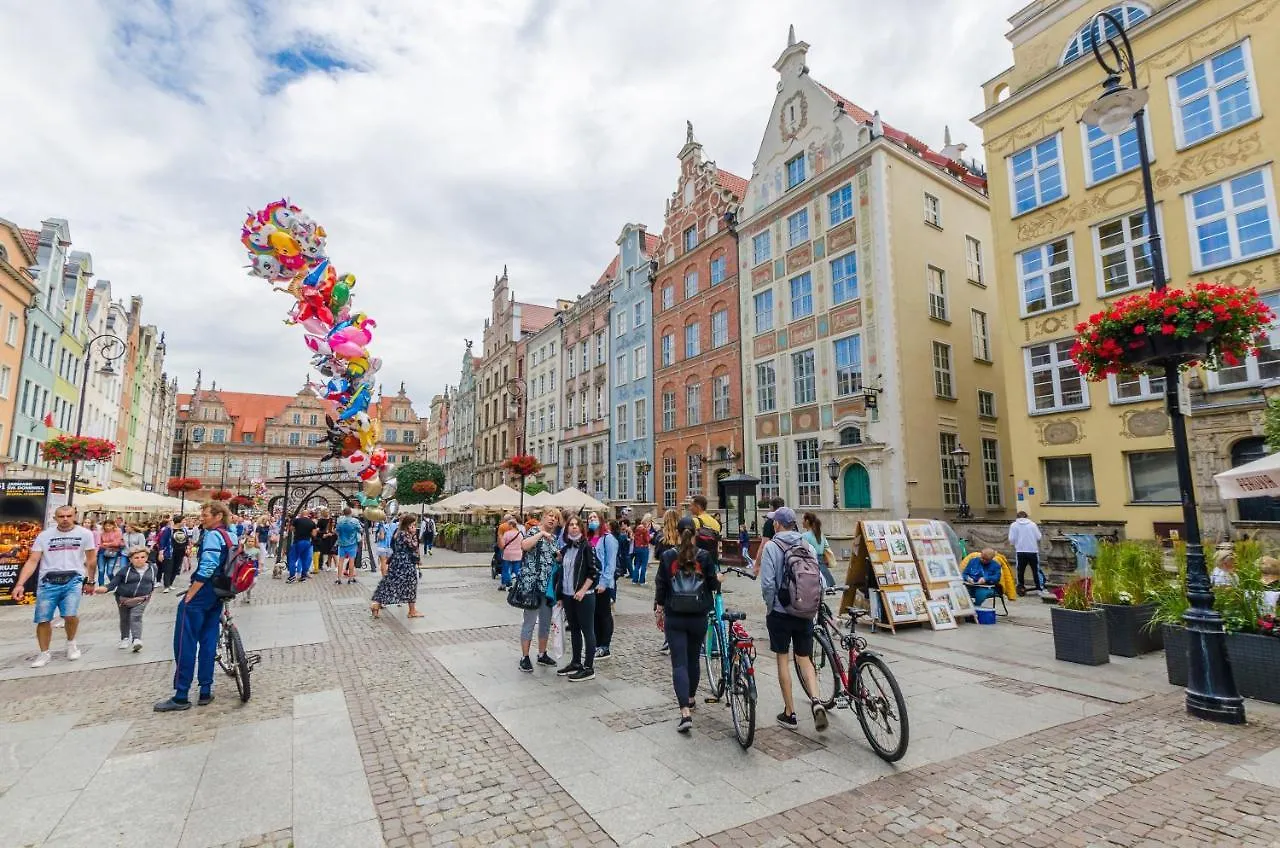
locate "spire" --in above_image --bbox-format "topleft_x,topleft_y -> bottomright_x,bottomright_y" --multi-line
787,24 -> 795,47
944,125 -> 952,146
686,120 -> 696,146
773,24 -> 809,74
871,111 -> 883,138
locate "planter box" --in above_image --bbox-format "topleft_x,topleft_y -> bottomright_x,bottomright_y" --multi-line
1163,625 -> 1187,686
1225,631 -> 1280,703
1051,606 -> 1110,666
441,536 -> 495,554
1098,602 -> 1163,657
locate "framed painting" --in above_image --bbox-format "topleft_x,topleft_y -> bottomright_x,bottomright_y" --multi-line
927,599 -> 957,630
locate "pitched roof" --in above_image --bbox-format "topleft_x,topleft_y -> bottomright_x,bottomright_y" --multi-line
518,301 -> 558,334
643,232 -> 661,255
815,82 -> 987,193
595,255 -> 620,288
716,168 -> 749,198
177,390 -> 299,443
19,228 -> 39,256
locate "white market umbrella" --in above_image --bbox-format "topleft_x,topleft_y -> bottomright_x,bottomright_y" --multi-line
461,484 -> 523,511
427,489 -> 485,513
1214,451 -> 1280,500
543,487 -> 609,513
524,490 -> 556,509
79,487 -> 185,512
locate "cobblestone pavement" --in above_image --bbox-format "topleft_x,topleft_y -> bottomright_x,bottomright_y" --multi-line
3,557 -> 1280,847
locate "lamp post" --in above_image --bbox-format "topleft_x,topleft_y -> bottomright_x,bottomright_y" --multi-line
826,458 -> 840,509
66,333 -> 127,506
1081,11 -> 1243,724
636,460 -> 651,504
950,442 -> 971,521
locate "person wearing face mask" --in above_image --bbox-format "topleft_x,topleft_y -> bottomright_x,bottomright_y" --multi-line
513,510 -> 561,672
556,515 -> 600,681
587,512 -> 618,662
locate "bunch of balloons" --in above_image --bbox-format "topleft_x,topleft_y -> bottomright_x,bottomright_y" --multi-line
242,199 -> 394,517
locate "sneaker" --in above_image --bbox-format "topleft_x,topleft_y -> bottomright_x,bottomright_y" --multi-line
132,639 -> 143,653
163,587 -> 171,593
286,576 -> 296,584
197,692 -> 214,706
676,715 -> 692,734
568,667 -> 596,682
519,656 -> 534,673
659,642 -> 670,655
334,579 -> 343,584
556,662 -> 582,677
776,711 -> 799,729
536,653 -> 556,666
347,578 -> 357,585
66,642 -> 81,661
118,638 -> 132,650
30,651 -> 51,669
153,698 -> 191,712
595,648 -> 611,661
811,702 -> 829,732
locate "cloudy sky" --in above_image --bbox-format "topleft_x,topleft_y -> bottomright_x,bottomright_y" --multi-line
0,0 -> 1026,414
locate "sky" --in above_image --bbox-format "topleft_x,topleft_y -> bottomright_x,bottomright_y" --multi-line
0,0 -> 1027,415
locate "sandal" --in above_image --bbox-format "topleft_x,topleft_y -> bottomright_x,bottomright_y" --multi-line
370,602 -> 382,619
406,611 -> 424,618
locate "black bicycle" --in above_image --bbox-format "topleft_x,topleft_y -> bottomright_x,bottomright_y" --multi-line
217,604 -> 260,702
798,585 -> 909,762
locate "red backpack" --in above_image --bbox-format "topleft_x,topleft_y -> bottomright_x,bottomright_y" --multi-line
210,529 -> 257,599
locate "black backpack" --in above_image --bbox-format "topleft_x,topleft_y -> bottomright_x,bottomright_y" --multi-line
614,531 -> 632,579
666,558 -> 710,615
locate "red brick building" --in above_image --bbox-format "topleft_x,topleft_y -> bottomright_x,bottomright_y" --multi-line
652,124 -> 748,510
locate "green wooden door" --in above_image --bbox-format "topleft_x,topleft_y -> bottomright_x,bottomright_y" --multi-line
842,464 -> 871,509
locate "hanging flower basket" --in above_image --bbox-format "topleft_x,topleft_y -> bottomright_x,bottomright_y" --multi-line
228,494 -> 254,511
40,435 -> 116,464
210,489 -> 233,501
167,477 -> 202,494
503,453 -> 542,479
412,480 -> 438,495
1071,283 -> 1274,381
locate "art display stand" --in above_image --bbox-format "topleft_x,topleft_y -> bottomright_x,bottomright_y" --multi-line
840,518 -> 976,633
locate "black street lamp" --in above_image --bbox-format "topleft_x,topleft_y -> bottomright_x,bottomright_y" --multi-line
826,458 -> 840,509
949,442 -> 971,521
636,460 -> 652,503
67,333 -> 127,506
1081,11 -> 1242,724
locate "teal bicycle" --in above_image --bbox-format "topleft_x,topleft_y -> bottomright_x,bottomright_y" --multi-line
703,566 -> 758,748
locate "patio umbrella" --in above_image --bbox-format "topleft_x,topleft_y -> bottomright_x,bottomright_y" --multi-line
461,484 -> 523,511
1214,451 -> 1280,499
543,487 -> 609,513
427,489 -> 484,513
79,487 -> 186,512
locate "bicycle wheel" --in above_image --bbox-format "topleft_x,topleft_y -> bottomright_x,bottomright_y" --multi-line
796,628 -> 841,710
853,653 -> 908,762
224,622 -> 252,703
728,653 -> 756,749
703,618 -> 726,701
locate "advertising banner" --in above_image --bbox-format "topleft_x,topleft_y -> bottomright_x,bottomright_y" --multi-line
0,479 -> 51,606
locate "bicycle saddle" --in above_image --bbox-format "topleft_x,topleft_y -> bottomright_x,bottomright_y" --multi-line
721,610 -> 747,622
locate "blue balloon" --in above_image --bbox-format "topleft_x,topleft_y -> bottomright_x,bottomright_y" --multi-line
337,382 -> 372,421
302,259 -> 330,288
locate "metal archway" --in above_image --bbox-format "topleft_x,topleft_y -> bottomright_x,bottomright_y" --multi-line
268,468 -> 378,571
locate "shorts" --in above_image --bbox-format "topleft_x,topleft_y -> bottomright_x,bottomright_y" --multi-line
338,544 -> 358,558
766,611 -> 814,657
34,577 -> 85,623
375,547 -> 390,560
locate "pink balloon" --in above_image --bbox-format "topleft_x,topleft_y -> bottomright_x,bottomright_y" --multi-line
332,340 -> 367,359
300,317 -> 329,335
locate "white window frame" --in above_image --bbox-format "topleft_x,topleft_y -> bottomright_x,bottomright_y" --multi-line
712,374 -> 730,420
661,285 -> 675,310
1206,291 -> 1280,390
684,268 -> 699,299
927,265 -> 948,321
1185,166 -> 1280,272
684,323 -> 701,358
1108,371 -> 1166,404
615,404 -> 628,442
833,334 -> 862,398
755,361 -> 777,413
981,438 -> 1003,508
830,250 -> 858,305
633,345 -> 647,379
977,389 -> 997,419
1017,235 -> 1077,317
787,208 -> 809,249
615,310 -> 627,337
634,398 -> 646,439
711,309 -> 729,348
661,333 -> 674,368
792,349 -> 816,406
1025,339 -> 1091,414
616,462 -> 629,499
971,309 -> 991,362
710,255 -> 726,284
1127,450 -> 1179,504
615,353 -> 628,384
828,183 -> 854,227
1044,456 -> 1098,504
1093,206 -> 1167,297
1080,118 -> 1150,187
789,272 -> 813,321
758,443 -> 780,503
1008,132 -> 1065,215
683,225 -> 698,252
932,341 -> 955,399
924,192 -> 942,227
753,290 -> 774,335
796,438 -> 821,507
965,235 -> 984,285
662,391 -> 676,431
1169,39 -> 1261,150
633,301 -> 644,327
785,154 -> 806,189
685,383 -> 702,426
662,456 -> 677,508
752,231 -> 772,266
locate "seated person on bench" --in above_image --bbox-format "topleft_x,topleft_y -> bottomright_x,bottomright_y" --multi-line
962,548 -> 1003,606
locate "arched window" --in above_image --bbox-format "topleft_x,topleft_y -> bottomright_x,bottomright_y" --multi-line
1061,5 -> 1150,67
1231,437 -> 1280,522
839,426 -> 862,446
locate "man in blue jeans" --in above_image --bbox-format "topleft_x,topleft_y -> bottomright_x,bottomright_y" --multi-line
155,502 -> 232,712
10,505 -> 98,669
287,510 -> 317,583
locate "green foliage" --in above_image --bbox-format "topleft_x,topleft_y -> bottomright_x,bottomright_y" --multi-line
435,521 -> 491,548
1092,540 -> 1163,605
1148,541 -> 1189,632
1264,396 -> 1280,454
1061,578 -> 1092,611
524,480 -> 549,496
1214,540 -> 1267,633
393,461 -> 446,505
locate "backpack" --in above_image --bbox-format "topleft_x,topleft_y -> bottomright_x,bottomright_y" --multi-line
774,538 -> 823,619
666,557 -> 710,615
172,528 -> 189,546
693,516 -> 721,561
209,529 -> 258,599
614,531 -> 632,580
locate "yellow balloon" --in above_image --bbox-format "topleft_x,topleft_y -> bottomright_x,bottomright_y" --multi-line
268,230 -> 300,256
358,418 -> 379,451
363,479 -> 383,498
363,507 -> 386,522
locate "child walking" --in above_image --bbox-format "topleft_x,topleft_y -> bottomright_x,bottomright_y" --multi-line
95,546 -> 156,652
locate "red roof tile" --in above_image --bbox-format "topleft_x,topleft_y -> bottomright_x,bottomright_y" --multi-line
716,168 -> 749,199
815,82 -> 987,193
177,390 -> 299,443
518,301 -> 558,334
643,232 -> 661,255
596,255 -> 620,288
19,228 -> 39,256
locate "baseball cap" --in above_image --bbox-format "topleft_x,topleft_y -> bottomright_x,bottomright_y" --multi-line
677,516 -> 697,533
767,506 -> 797,527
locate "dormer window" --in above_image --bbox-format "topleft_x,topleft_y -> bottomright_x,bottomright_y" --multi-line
1061,5 -> 1150,67
786,154 -> 806,189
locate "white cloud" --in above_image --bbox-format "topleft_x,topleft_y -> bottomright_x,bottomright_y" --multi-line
0,0 -> 1026,412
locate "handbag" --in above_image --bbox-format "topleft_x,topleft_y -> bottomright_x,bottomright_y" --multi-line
119,594 -> 150,608
549,605 -> 565,659
42,571 -> 79,586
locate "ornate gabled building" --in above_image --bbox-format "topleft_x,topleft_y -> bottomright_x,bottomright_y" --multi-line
374,383 -> 423,469
608,225 -> 660,507
0,219 -> 37,471
522,300 -> 572,490
444,346 -> 479,492
652,123 -> 748,512
560,266 -> 613,499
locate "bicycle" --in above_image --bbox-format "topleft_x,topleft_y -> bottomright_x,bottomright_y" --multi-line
703,565 -> 758,749
798,585 -> 909,762
217,603 -> 260,702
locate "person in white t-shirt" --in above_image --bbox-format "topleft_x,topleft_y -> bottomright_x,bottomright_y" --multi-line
10,505 -> 98,668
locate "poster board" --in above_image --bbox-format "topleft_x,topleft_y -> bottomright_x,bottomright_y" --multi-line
0,480 -> 50,606
904,519 -> 975,621
860,520 -> 929,631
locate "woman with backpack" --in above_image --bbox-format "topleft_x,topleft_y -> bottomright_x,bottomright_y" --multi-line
511,509 -> 561,672
556,514 -> 599,682
654,518 -> 719,733
588,512 -> 618,662
654,509 -> 680,654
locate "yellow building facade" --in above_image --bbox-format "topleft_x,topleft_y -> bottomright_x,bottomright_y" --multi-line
975,0 -> 1280,540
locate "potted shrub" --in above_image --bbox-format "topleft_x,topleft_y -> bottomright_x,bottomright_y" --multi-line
1050,578 -> 1109,666
1093,540 -> 1164,656
1215,543 -> 1280,703
1148,542 -> 1189,686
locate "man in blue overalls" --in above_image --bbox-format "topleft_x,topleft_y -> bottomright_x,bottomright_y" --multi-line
154,502 -> 231,711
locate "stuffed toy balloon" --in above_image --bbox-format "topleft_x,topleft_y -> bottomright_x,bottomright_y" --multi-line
363,479 -> 383,499
363,507 -> 386,522
341,450 -> 372,478
382,477 -> 398,500
337,382 -> 372,421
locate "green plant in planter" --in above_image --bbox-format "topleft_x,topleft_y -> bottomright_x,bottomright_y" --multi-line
1092,542 -> 1121,605
1214,540 -> 1266,633
1148,541 -> 1189,632
1061,578 -> 1092,611
1093,540 -> 1162,605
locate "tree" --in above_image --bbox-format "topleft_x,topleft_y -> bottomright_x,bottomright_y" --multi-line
524,480 -> 549,496
394,461 -> 446,506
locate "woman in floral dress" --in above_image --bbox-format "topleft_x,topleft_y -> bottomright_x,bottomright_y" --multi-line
371,514 -> 422,619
